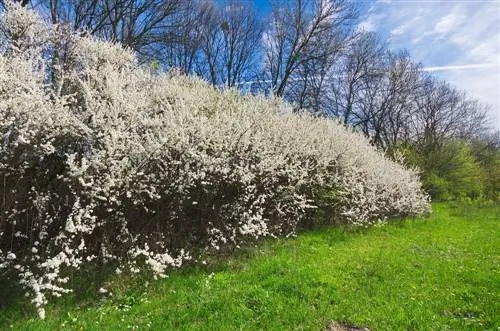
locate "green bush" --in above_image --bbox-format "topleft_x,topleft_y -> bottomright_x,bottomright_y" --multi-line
399,139 -> 499,201
470,140 -> 500,201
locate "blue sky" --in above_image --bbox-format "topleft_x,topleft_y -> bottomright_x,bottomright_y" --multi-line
359,0 -> 500,129
249,0 -> 500,129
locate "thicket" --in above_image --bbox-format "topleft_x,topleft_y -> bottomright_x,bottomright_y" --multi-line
3,0 -> 496,206
399,138 -> 500,202
0,4 -> 429,319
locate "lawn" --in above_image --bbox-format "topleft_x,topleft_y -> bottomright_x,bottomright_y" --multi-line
1,203 -> 499,330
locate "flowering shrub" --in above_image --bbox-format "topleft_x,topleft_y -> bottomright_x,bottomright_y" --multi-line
0,3 -> 430,319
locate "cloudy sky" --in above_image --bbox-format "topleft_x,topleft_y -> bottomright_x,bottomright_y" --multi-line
358,0 -> 500,129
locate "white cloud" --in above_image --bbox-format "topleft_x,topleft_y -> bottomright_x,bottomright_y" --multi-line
357,16 -> 376,32
442,66 -> 500,129
433,12 -> 466,35
390,23 -> 408,36
359,1 -> 500,128
423,63 -> 497,72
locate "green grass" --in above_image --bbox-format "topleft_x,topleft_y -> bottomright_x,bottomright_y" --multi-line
1,203 -> 499,330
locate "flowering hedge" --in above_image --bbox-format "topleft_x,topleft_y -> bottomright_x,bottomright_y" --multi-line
0,3 -> 430,319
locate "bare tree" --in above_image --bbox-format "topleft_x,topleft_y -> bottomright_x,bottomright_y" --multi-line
411,77 -> 489,153
287,26 -> 344,113
158,0 -> 213,74
196,1 -> 222,86
330,31 -> 385,122
197,0 -> 262,88
262,0 -> 357,98
40,0 -> 185,61
353,50 -> 422,152
379,52 -> 422,151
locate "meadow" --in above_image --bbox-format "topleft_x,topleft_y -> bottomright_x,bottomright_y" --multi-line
2,202 -> 498,330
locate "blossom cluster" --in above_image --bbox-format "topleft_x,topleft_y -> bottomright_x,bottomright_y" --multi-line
0,2 -> 430,319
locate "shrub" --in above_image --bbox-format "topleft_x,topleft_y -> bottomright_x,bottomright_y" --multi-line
470,139 -> 500,202
0,3 -> 430,319
400,140 -> 487,201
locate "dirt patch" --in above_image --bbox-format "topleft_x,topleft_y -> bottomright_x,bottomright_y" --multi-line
325,321 -> 370,331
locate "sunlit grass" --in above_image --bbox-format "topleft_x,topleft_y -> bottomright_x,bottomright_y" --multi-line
1,203 -> 499,330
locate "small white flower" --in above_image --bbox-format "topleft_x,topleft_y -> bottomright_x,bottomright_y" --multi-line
37,307 -> 45,320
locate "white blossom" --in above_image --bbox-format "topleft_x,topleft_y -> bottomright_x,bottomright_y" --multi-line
0,4 -> 429,320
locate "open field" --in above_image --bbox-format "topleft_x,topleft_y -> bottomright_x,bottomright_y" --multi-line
1,203 -> 499,330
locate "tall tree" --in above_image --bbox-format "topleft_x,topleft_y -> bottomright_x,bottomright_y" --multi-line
41,0 -> 185,60
262,0 -> 357,98
198,0 -> 262,88
158,0 -> 213,74
351,50 -> 422,152
412,77 -> 488,153
330,31 -> 386,121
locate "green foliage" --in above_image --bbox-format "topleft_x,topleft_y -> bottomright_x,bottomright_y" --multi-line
425,172 -> 451,200
304,185 -> 343,228
483,157 -> 500,200
435,140 -> 483,199
399,139 -> 499,201
470,139 -> 500,201
1,203 -> 499,330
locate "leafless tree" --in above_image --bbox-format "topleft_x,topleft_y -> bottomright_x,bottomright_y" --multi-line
287,25 -> 345,113
262,0 -> 357,98
4,0 -> 491,152
330,31 -> 385,122
156,0 -> 214,74
352,50 -> 422,152
411,77 -> 489,153
197,0 -> 262,88
40,0 -> 185,60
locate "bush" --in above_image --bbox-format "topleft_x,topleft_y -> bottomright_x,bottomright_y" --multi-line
470,139 -> 500,202
400,139 -> 490,201
0,3 -> 430,319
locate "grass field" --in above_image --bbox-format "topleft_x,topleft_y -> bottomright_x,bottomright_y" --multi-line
1,203 -> 499,330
